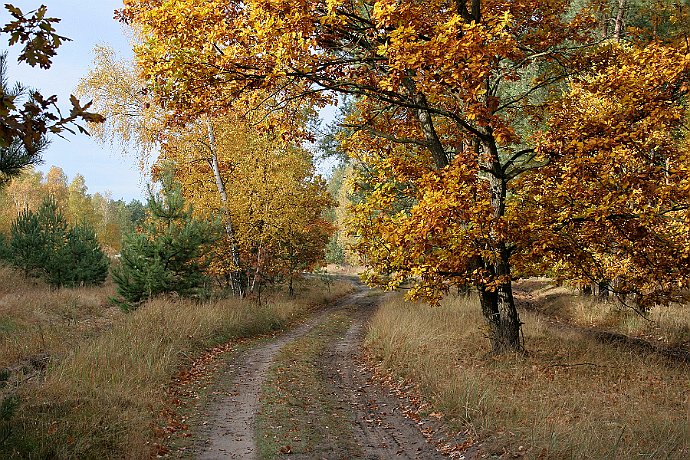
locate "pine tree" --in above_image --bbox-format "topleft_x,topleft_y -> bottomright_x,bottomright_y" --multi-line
9,204 -> 48,277
61,223 -> 109,287
112,169 -> 218,310
7,197 -> 108,287
36,197 -> 70,286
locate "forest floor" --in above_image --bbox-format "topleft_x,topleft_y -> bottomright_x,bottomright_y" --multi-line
166,278 -> 461,459
166,276 -> 689,460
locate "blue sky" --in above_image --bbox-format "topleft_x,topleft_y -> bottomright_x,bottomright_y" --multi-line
3,1 -> 152,202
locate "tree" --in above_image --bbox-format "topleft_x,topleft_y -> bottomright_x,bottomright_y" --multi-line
0,52 -> 49,185
75,45 -> 162,158
44,166 -> 68,205
0,165 -> 138,252
122,0 -> 690,353
0,4 -> 103,180
124,199 -> 146,229
111,168 -> 218,310
0,232 -> 10,261
78,46 -> 249,294
9,203 -> 45,277
7,196 -> 108,287
321,103 -> 361,266
158,120 -> 334,294
78,47 -> 333,296
516,42 -> 690,310
33,196 -> 70,286
325,163 -> 362,266
67,174 -> 98,228
3,168 -> 43,215
91,192 -> 121,252
61,222 -> 109,287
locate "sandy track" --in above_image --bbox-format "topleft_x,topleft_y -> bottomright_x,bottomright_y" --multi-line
191,284 -> 445,459
195,318 -> 324,459
319,295 -> 444,460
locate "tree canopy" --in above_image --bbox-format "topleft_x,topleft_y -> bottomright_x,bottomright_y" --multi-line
119,0 -> 690,352
79,44 -> 335,297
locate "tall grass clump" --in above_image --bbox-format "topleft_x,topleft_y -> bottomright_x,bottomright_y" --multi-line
0,265 -> 116,369
366,293 -> 690,459
2,276 -> 354,458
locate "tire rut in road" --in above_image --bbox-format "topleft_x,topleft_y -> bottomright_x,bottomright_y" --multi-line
194,289 -> 371,459
194,286 -> 446,459
319,295 -> 445,460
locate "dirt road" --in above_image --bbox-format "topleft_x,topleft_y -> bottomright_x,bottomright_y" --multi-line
191,283 -> 446,459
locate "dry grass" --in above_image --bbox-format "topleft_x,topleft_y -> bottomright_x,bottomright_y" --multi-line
257,311 -> 359,458
516,279 -> 690,350
366,293 -> 690,459
0,268 -> 353,459
0,265 -> 118,370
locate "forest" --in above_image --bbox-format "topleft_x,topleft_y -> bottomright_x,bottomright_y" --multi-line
0,0 -> 689,458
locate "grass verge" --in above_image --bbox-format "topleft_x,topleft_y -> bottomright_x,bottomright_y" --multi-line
365,293 -> 690,459
257,310 -> 359,459
1,276 -> 353,459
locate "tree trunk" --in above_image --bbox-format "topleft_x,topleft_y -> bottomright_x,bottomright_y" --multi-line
597,280 -> 610,299
479,141 -> 523,353
206,121 -> 246,297
477,253 -> 523,353
613,0 -> 627,41
249,244 -> 262,294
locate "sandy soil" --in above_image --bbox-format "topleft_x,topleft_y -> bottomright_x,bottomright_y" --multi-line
316,294 -> 445,460
191,283 -> 445,459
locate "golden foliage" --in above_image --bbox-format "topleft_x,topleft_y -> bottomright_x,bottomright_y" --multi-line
159,119 -> 334,284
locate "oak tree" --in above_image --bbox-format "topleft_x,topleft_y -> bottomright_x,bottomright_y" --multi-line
121,0 -> 690,353
0,4 -> 104,180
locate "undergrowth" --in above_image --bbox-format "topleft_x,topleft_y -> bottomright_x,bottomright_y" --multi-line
366,293 -> 690,459
516,279 -> 690,351
0,265 -> 117,370
0,262 -> 353,459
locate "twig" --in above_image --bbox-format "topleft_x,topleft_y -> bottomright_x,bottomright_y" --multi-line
545,362 -> 602,368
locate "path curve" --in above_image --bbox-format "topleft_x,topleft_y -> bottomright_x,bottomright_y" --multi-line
193,282 -> 445,459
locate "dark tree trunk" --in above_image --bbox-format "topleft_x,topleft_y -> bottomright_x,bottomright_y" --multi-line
477,254 -> 523,353
597,281 -> 610,299
478,138 -> 523,353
